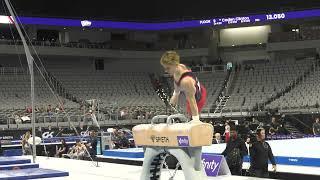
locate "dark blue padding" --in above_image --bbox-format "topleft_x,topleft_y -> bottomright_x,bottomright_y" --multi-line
103,150 -> 144,158
3,149 -> 23,157
0,168 -> 69,179
0,157 -> 31,165
243,156 -> 320,167
0,163 -> 39,170
203,153 -> 320,167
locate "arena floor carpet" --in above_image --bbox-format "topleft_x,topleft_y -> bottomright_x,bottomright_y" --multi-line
24,156 -> 274,180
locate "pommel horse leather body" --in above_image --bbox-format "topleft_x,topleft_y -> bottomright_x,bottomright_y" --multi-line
133,122 -> 213,147
133,114 -> 214,180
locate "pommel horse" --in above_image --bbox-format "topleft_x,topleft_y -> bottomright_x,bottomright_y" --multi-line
133,114 -> 214,180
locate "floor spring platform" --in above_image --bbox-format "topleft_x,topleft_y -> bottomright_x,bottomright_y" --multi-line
0,156 -> 69,179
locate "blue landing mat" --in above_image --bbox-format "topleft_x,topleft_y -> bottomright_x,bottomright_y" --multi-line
0,168 -> 69,179
0,157 -> 31,165
103,148 -> 144,158
3,149 -> 23,157
0,163 -> 39,170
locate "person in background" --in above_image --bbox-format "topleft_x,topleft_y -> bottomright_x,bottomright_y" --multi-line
243,121 -> 252,134
55,105 -> 60,113
111,128 -> 120,146
212,133 -> 224,144
21,131 -> 32,155
257,122 -> 264,130
34,106 -> 40,112
40,106 -> 46,113
269,127 -> 276,136
249,128 -> 276,178
59,103 -> 65,112
86,130 -> 98,157
85,109 -> 100,129
313,117 -> 320,136
270,117 -> 279,133
26,106 -> 32,113
245,136 -> 250,156
55,138 -> 68,158
224,122 -> 231,143
114,131 -> 130,149
71,140 -> 87,160
47,105 -> 53,120
14,113 -> 21,124
277,122 -> 288,135
222,125 -> 247,175
64,142 -> 77,159
251,117 -> 260,125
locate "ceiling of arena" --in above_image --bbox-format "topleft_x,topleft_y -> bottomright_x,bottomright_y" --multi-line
4,0 -> 320,22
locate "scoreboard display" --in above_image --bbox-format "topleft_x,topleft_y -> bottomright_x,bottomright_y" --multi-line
203,9 -> 320,26
1,9 -> 320,30
210,13 -> 286,26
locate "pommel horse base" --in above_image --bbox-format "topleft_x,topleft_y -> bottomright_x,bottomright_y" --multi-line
133,114 -> 214,180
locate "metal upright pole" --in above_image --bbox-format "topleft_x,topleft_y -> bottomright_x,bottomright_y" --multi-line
4,0 -> 36,163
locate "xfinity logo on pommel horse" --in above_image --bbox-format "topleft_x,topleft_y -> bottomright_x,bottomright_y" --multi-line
177,136 -> 190,146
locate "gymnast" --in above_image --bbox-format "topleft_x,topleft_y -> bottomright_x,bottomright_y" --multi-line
160,51 -> 207,122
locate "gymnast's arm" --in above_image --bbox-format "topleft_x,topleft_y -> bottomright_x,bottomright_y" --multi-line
170,83 -> 180,106
181,77 -> 199,119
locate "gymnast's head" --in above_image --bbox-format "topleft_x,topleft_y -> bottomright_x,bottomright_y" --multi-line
160,51 -> 180,75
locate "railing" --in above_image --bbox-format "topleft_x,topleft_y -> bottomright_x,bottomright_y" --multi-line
161,65 -> 226,76
202,102 -> 282,118
191,65 -> 227,73
0,39 -> 207,51
0,39 -> 107,49
0,67 -> 27,75
0,112 -> 153,130
212,68 -> 232,108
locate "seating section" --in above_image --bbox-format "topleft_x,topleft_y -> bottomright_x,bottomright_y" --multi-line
269,32 -> 300,42
51,70 -> 164,107
0,70 -> 81,125
267,62 -> 320,111
225,59 -> 314,111
1,55 -> 319,126
48,69 -> 169,120
300,26 -> 320,40
269,25 -> 320,43
0,73 -> 77,110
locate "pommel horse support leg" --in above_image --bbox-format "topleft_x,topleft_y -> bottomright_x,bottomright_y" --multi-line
133,114 -> 214,180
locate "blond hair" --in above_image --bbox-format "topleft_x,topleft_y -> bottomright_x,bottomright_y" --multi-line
160,51 -> 180,65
